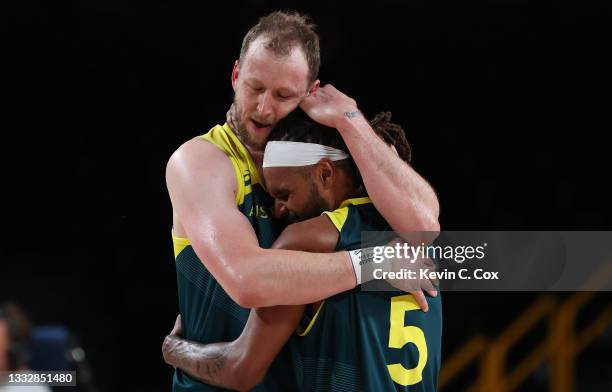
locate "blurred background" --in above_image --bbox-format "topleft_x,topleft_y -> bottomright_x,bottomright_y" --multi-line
1,0 -> 611,391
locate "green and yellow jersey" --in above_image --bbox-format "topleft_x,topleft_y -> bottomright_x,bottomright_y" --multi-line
291,198 -> 442,392
172,123 -> 295,391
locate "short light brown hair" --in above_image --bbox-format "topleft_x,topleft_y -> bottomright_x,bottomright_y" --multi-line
239,11 -> 320,85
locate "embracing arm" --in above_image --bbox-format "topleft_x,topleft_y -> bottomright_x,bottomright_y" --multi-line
166,138 -> 355,307
162,306 -> 305,391
300,85 -> 440,236
162,217 -> 339,390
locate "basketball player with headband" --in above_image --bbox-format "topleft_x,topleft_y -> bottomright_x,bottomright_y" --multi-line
163,111 -> 442,392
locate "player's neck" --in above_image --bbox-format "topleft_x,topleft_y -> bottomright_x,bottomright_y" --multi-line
226,106 -> 266,180
248,148 -> 264,167
246,146 -> 265,183
336,189 -> 366,207
331,179 -> 367,210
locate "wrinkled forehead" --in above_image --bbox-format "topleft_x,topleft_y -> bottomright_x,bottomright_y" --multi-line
240,37 -> 310,89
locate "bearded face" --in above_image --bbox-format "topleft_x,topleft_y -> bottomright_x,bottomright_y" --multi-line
230,37 -> 311,152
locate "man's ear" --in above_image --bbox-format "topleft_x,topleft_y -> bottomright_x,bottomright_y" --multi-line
317,159 -> 334,187
307,79 -> 320,96
231,60 -> 240,91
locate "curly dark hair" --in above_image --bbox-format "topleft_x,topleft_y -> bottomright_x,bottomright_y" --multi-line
269,109 -> 412,187
369,111 -> 412,163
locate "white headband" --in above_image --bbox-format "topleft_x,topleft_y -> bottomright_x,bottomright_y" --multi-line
263,141 -> 350,168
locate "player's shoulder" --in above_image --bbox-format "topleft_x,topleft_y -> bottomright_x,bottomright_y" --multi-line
166,134 -> 234,188
171,134 -> 225,161
322,197 -> 373,233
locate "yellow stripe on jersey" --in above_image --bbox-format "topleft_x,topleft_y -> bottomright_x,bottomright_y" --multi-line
297,300 -> 326,337
199,123 -> 264,206
321,197 -> 372,232
172,123 -> 265,259
172,231 -> 191,258
298,197 -> 373,335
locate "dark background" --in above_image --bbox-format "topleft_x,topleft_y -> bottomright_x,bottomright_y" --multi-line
1,0 -> 611,391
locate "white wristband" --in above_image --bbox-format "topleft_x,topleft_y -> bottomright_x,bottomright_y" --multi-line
348,247 -> 379,285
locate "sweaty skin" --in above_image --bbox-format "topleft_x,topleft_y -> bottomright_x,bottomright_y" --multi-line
299,84 -> 440,238
167,140 -> 355,308
164,156 -> 438,389
167,38 -> 440,309
163,216 -> 339,391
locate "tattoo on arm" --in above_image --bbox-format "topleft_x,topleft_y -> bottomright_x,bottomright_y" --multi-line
164,335 -> 232,388
193,344 -> 229,387
344,110 -> 360,119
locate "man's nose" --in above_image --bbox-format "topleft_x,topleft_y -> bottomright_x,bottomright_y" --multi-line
257,90 -> 274,119
273,199 -> 288,219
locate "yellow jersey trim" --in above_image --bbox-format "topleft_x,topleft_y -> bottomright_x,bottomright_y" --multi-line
321,197 -> 372,232
198,123 -> 264,206
298,198 -> 371,336
338,196 -> 371,208
297,300 -> 326,337
220,123 -> 264,191
172,231 -> 191,259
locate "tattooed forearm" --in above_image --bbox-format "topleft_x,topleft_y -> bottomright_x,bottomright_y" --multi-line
163,335 -> 233,388
194,344 -> 230,386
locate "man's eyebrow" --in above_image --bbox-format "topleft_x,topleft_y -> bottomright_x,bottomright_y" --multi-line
266,179 -> 280,194
244,77 -> 262,85
269,185 -> 289,197
277,87 -> 298,95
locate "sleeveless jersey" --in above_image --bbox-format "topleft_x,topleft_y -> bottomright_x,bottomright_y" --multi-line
172,123 -> 295,391
291,197 -> 442,392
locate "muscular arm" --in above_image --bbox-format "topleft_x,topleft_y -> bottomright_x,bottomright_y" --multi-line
300,85 -> 441,237
166,138 -> 354,307
337,114 -> 440,233
162,217 -> 339,391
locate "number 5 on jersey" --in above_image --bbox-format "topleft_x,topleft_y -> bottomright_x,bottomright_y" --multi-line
387,295 -> 428,386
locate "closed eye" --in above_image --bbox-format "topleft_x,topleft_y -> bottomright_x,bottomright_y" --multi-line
277,90 -> 297,100
276,191 -> 289,202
